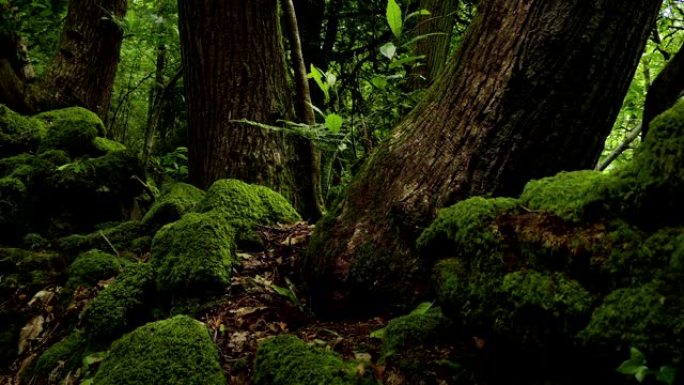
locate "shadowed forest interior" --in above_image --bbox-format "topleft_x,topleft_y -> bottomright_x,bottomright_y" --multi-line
1,0 -> 684,384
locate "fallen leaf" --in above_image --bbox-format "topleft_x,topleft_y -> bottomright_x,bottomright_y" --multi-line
18,315 -> 44,354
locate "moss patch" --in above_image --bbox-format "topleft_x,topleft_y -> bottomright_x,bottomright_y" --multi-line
417,197 -> 520,261
382,305 -> 446,356
66,249 -> 128,288
58,220 -> 147,255
35,107 -> 103,156
0,104 -> 46,157
92,137 -> 126,154
82,263 -> 155,341
92,315 -> 225,385
150,212 -> 235,295
142,182 -> 205,230
32,331 -> 89,377
197,179 -> 301,225
520,170 -> 613,222
254,335 -> 374,385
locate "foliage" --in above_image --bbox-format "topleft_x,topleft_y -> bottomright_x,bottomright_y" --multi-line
141,182 -> 204,230
92,315 -> 225,385
66,249 -> 128,288
0,104 -> 46,158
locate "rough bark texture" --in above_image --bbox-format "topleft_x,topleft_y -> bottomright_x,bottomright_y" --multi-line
643,42 -> 684,137
409,0 -> 458,89
28,0 -> 127,118
179,0 -> 320,219
306,0 -> 662,314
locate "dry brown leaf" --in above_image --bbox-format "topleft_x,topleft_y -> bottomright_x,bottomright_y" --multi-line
18,315 -> 44,354
230,307 -> 267,318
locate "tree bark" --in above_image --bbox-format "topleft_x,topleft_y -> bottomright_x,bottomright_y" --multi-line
409,0 -> 458,89
306,0 -> 662,314
643,41 -> 684,137
27,0 -> 127,119
178,0 -> 321,219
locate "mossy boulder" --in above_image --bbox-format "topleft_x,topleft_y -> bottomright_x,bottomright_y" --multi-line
81,263 -> 155,341
580,283 -> 684,363
520,170 -> 613,222
35,107 -> 103,156
613,99 -> 684,221
150,212 -> 235,295
92,315 -> 225,385
67,249 -> 128,288
0,248 -> 65,296
0,176 -> 27,228
142,182 -> 205,230
58,220 -> 147,255
32,331 -> 91,377
92,137 -> 126,154
417,197 -> 520,262
381,305 -> 446,356
254,335 -> 374,385
197,179 -> 301,225
0,104 -> 46,157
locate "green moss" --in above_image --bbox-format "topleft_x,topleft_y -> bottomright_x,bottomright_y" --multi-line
32,331 -> 89,377
502,270 -> 593,317
92,315 -> 225,385
0,177 -> 27,225
417,197 -> 520,261
150,212 -> 235,295
67,249 -> 128,288
197,179 -> 301,224
520,170 -> 613,222
82,263 -> 155,341
21,233 -> 49,250
580,283 -> 684,362
92,137 -> 126,154
38,149 -> 70,165
382,306 -> 446,356
142,182 -> 205,230
254,335 -> 374,385
58,220 -> 147,255
0,104 -> 46,157
35,107 -> 103,156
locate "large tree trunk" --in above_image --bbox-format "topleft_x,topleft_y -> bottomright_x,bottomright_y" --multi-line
306,0 -> 662,314
27,0 -> 127,118
409,0 -> 459,89
643,42 -> 684,137
178,0 -> 321,219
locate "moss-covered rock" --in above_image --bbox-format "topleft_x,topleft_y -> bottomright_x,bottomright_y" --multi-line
81,263 -> 155,340
614,99 -> 684,221
580,283 -> 684,363
92,315 -> 225,385
254,335 -> 374,385
0,248 -> 65,296
197,179 -> 301,225
21,233 -> 49,250
0,177 -> 27,228
92,137 -> 126,154
67,249 -> 128,288
150,212 -> 235,295
382,306 -> 446,356
142,182 -> 205,230
58,220 -> 147,255
0,104 -> 46,157
417,197 -> 520,262
35,107 -> 103,156
520,170 -> 613,222
32,331 -> 90,377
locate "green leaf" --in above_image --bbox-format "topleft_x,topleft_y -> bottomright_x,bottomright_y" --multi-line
370,327 -> 386,339
635,366 -> 649,382
325,114 -> 344,133
617,359 -> 647,375
371,76 -> 388,89
308,65 -> 330,102
405,9 -> 431,21
410,302 -> 434,316
630,347 -> 646,363
386,0 -> 403,38
656,366 -> 676,385
380,42 -> 397,60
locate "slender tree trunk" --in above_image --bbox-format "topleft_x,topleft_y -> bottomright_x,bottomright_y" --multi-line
293,0 -> 326,106
409,0 -> 458,89
179,0 -> 321,219
306,0 -> 662,314
142,44 -> 167,165
27,0 -> 127,119
643,42 -> 684,137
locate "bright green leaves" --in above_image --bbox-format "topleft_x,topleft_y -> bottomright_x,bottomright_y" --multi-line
380,42 -> 397,60
386,0 -> 403,38
307,65 -> 336,103
617,347 -> 677,385
324,113 -> 344,134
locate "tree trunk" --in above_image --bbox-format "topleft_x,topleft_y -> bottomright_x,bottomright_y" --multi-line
643,41 -> 684,137
178,0 -> 321,219
306,0 -> 662,314
28,0 -> 127,119
409,0 -> 458,89
293,0 -> 326,106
